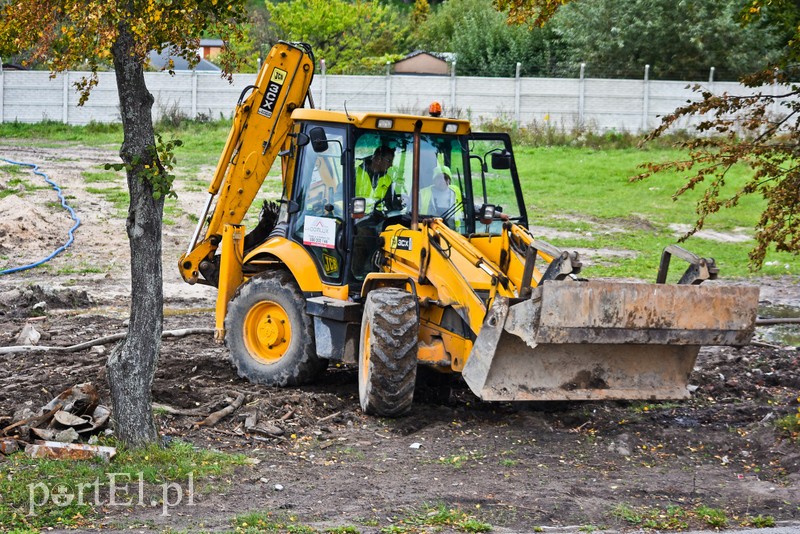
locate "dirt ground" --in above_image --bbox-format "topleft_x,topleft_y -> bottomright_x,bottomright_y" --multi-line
1,143 -> 799,533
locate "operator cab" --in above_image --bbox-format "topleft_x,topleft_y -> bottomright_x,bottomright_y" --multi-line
256,112 -> 527,293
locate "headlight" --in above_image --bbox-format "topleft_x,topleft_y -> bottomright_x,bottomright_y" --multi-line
479,203 -> 495,224
351,197 -> 367,219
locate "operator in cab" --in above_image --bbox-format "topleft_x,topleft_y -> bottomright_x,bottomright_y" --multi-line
355,145 -> 404,212
420,165 -> 463,228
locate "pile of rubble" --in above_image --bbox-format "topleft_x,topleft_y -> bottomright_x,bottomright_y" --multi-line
1,383 -> 115,460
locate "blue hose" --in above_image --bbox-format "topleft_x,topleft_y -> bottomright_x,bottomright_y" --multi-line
0,157 -> 81,275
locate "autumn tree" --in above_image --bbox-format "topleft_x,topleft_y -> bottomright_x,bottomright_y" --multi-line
0,0 -> 248,447
494,0 -> 800,268
267,0 -> 408,73
418,0 -> 563,76
551,0 -> 782,80
411,0 -> 431,27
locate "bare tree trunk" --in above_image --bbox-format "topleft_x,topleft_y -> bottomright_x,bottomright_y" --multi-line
106,22 -> 162,447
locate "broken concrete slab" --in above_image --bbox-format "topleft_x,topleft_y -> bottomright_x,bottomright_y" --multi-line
25,441 -> 116,461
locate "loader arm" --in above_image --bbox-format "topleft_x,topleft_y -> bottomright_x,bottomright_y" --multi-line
179,42 -> 315,285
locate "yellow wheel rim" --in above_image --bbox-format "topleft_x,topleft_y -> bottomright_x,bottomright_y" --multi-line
243,301 -> 292,364
360,322 -> 372,385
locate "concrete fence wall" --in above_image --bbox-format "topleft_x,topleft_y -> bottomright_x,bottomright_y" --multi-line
0,68 -> 758,132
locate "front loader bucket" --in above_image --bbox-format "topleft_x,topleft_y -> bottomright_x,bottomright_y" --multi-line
462,281 -> 759,401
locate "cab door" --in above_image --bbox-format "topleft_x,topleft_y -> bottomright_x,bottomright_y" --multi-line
288,123 -> 348,284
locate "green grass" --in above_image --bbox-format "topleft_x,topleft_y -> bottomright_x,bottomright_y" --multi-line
53,263 -> 105,275
0,167 -> 50,199
232,511 -> 349,533
0,176 -> 29,199
436,450 -> 485,468
515,146 -> 796,278
695,505 -> 728,529
0,439 -> 247,531
82,169 -> 124,184
742,514 -> 776,528
612,503 -> 690,530
380,504 -> 492,533
232,505 -> 490,534
611,503 -> 772,530
0,120 -> 123,145
777,399 -> 800,440
85,186 -> 129,216
0,163 -> 26,175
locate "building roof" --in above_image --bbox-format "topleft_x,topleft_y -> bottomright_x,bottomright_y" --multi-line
200,39 -> 225,48
147,50 -> 221,72
398,50 -> 455,63
392,51 -> 455,75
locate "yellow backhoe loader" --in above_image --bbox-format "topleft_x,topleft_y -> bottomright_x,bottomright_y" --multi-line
179,42 -> 759,416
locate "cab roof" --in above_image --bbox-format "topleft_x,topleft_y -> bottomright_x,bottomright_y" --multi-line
290,108 -> 471,136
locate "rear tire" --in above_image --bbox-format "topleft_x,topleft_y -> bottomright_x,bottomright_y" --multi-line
358,288 -> 418,417
225,271 -> 326,386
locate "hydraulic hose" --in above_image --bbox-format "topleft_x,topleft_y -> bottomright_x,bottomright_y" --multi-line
0,157 -> 81,275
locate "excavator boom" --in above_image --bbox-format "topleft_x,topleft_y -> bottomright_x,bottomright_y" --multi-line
179,42 -> 315,285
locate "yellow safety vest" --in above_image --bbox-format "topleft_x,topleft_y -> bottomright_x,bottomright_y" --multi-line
419,185 -> 463,229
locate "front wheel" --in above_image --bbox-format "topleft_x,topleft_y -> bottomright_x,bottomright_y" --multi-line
225,271 -> 326,386
359,288 -> 419,417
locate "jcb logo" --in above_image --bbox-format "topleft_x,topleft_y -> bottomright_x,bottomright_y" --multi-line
270,69 -> 287,84
322,252 -> 339,275
258,68 -> 288,119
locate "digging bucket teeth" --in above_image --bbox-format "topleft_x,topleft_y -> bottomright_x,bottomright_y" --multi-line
462,281 -> 759,401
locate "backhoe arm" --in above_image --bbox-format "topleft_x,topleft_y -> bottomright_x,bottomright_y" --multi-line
179,42 -> 315,284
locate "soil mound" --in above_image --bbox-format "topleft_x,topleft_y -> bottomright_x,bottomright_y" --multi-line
0,195 -> 70,263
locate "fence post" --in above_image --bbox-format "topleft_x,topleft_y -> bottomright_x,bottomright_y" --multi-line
514,62 -> 522,124
772,67 -> 780,119
385,61 -> 391,113
641,64 -> 650,132
578,63 -> 585,127
63,72 -> 69,124
708,66 -> 715,85
192,70 -> 198,119
450,60 -> 457,115
0,60 -> 4,124
320,59 -> 327,110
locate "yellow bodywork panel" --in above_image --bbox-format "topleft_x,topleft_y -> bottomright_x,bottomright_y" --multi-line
378,221 -> 515,340
419,321 -> 472,372
243,237 -> 324,293
469,226 -> 559,290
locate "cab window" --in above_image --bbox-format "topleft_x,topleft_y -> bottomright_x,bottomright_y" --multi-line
468,137 -> 522,234
291,124 -> 346,281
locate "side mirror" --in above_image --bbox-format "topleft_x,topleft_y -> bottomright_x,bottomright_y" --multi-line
286,200 -> 301,215
491,151 -> 511,170
295,132 -> 310,148
309,127 -> 329,153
